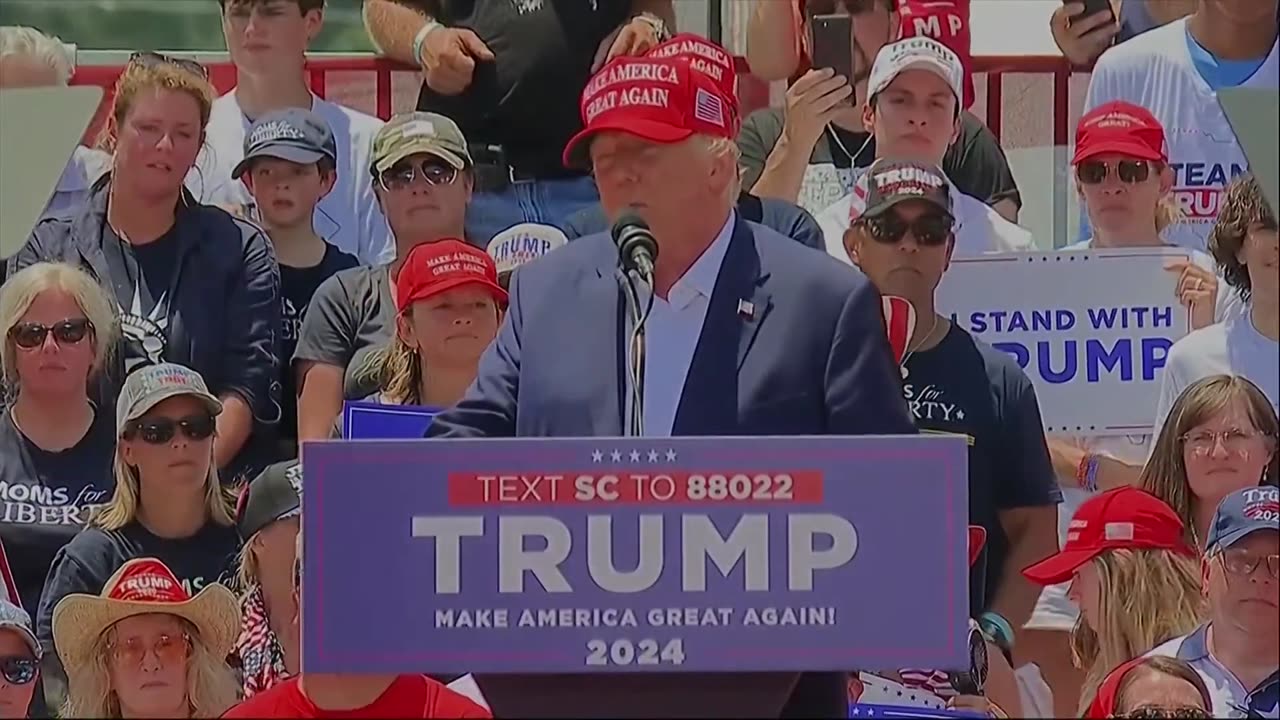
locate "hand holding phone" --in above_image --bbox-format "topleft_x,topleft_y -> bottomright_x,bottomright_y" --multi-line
1052,0 -> 1119,66
810,13 -> 856,105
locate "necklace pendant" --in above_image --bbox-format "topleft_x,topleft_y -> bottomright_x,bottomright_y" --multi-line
901,364 -> 909,380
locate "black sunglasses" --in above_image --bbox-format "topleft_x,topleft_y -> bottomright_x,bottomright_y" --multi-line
1077,159 -> 1153,185
0,656 -> 37,685
8,318 -> 93,349
123,414 -> 216,444
860,211 -> 954,246
378,159 -> 459,192
129,51 -> 210,79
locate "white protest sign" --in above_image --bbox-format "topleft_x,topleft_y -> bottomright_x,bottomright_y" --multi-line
936,249 -> 1193,435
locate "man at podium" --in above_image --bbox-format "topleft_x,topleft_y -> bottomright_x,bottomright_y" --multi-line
428,44 -> 917,717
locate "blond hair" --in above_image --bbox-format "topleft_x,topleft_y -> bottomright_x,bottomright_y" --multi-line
0,262 -> 118,387
0,26 -> 74,84
1070,548 -> 1205,714
93,450 -> 237,532
1141,374 -> 1280,547
96,56 -> 214,154
61,617 -> 240,718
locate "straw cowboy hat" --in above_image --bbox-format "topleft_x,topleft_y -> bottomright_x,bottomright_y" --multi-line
52,558 -> 238,678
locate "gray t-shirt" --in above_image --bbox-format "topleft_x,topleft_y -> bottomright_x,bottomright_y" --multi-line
292,265 -> 395,400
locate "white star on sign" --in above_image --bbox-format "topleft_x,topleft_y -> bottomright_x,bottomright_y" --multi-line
610,450 -> 622,462
629,450 -> 641,462
957,409 -> 965,420
666,449 -> 677,461
647,450 -> 659,462
591,450 -> 603,463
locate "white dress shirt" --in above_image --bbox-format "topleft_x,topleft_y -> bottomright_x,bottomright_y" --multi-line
641,212 -> 736,437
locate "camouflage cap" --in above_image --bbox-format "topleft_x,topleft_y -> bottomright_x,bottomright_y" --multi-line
370,112 -> 471,175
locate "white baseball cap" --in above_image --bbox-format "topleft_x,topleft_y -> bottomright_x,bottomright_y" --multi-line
485,223 -> 569,277
867,36 -> 964,104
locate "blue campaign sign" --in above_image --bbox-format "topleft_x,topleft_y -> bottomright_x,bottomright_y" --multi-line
341,401 -> 440,439
301,435 -> 970,675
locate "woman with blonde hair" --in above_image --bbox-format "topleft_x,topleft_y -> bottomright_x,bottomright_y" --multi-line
1140,374 -> 1278,548
8,51 -> 283,483
0,263 -> 118,622
231,459 -> 302,697
1023,487 -> 1205,714
34,363 -> 241,711
52,557 -> 239,718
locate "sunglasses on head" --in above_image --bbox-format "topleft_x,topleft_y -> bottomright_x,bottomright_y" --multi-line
8,318 -> 93,349
123,414 -> 216,444
378,159 -> 459,192
1117,706 -> 1210,719
860,211 -> 953,246
0,655 -> 37,685
128,51 -> 209,79
1077,159 -> 1153,185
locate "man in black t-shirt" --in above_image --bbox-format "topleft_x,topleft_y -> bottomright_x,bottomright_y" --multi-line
233,108 -> 358,458
362,0 -> 674,244
843,158 -> 1060,643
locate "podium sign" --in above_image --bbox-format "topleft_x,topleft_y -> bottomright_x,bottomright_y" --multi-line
301,435 -> 969,675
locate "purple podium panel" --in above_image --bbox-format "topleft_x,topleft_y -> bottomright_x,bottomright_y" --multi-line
301,434 -> 969,675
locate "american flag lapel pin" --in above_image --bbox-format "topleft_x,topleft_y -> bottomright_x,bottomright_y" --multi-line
737,298 -> 755,319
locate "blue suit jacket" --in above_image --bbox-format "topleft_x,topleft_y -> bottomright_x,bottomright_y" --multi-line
429,218 -> 917,714
431,216 -> 914,440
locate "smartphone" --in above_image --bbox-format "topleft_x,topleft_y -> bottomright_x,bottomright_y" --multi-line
810,13 -> 856,103
1070,0 -> 1116,25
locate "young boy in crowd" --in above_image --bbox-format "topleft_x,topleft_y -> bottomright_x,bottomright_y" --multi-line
233,108 -> 358,457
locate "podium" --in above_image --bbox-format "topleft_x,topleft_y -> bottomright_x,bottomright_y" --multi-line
300,435 -> 970,717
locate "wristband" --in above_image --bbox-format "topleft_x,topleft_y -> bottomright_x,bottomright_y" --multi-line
1075,452 -> 1100,492
978,611 -> 1015,653
632,12 -> 671,42
412,20 -> 443,68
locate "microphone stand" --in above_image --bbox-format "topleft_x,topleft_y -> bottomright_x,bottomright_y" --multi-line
620,267 -> 654,438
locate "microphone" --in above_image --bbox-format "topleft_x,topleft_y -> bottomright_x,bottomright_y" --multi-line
611,212 -> 659,279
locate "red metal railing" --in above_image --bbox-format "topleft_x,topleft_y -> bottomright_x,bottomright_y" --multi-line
69,54 -> 1083,151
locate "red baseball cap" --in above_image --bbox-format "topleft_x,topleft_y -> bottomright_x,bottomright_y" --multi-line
1072,100 -> 1168,165
897,0 -> 975,109
1085,657 -> 1147,719
563,55 -> 735,170
646,33 -> 740,124
1023,486 -> 1195,586
395,239 -> 508,312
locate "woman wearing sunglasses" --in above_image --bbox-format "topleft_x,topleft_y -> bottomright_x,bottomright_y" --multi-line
8,51 -> 283,485
1029,101 -> 1240,708
34,363 -> 241,713
0,599 -> 40,719
294,111 -> 475,441
0,263 -> 118,624
1085,656 -> 1212,719
52,557 -> 239,718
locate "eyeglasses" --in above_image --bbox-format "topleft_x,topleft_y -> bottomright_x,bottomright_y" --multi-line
378,160 -> 459,192
860,212 -> 954,247
1180,428 -> 1269,455
107,633 -> 191,668
1219,548 -> 1280,578
123,414 -> 216,444
1118,706 -> 1211,719
8,318 -> 93,349
0,656 -> 37,685
128,51 -> 209,79
1077,159 -> 1153,185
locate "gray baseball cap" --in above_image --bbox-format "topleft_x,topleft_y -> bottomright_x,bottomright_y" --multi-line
1206,485 -> 1280,553
232,107 -> 337,179
0,598 -> 40,659
116,363 -> 222,434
